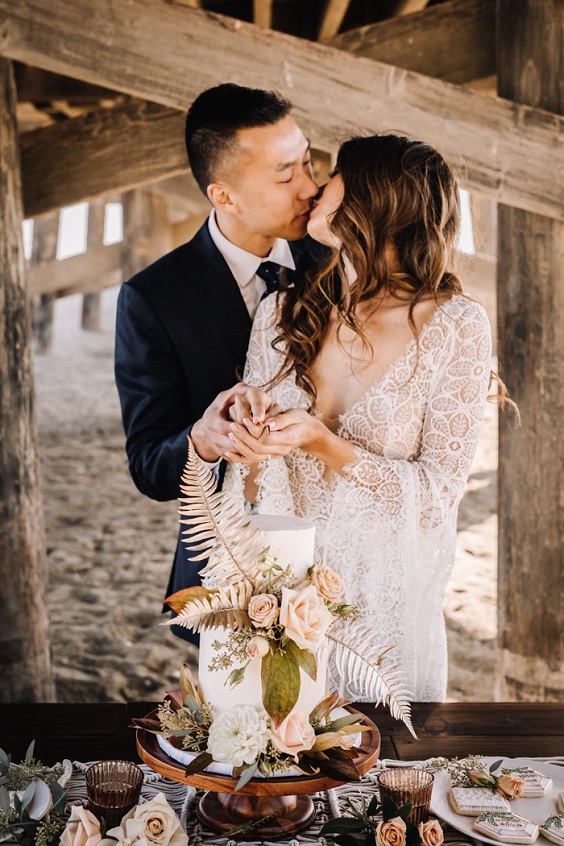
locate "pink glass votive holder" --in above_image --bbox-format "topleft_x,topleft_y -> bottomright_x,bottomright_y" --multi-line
86,760 -> 143,827
378,768 -> 434,825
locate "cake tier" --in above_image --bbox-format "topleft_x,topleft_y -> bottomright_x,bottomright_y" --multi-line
199,627 -> 328,720
245,513 -> 316,583
199,513 -> 326,720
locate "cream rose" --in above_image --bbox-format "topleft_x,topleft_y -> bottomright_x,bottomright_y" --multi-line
270,707 -> 316,761
248,593 -> 279,628
311,566 -> 345,602
61,806 -> 103,846
497,773 -> 525,800
468,769 -> 496,788
279,585 -> 333,650
246,635 -> 270,659
418,819 -> 444,846
376,817 -> 407,846
107,793 -> 187,846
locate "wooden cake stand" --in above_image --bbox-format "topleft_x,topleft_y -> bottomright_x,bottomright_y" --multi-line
136,706 -> 381,840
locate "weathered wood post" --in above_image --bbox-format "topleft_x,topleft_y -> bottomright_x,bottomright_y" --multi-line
121,189 -> 172,279
496,0 -> 564,700
81,200 -> 104,330
30,214 -> 59,354
0,59 -> 55,702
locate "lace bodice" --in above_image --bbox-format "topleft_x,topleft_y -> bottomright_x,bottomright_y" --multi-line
224,293 -> 492,701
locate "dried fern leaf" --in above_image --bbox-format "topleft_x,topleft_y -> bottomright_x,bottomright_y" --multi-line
326,618 -> 417,738
178,438 -> 266,589
168,584 -> 252,633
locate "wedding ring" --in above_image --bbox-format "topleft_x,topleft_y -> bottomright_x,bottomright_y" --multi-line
258,424 -> 271,445
266,454 -> 272,462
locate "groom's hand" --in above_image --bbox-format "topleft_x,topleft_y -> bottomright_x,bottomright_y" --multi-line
229,386 -> 282,438
191,383 -> 250,462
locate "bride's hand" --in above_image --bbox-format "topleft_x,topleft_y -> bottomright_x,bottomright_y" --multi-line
228,386 -> 282,438
225,408 -> 328,464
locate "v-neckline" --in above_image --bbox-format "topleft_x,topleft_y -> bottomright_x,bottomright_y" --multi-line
308,297 -> 453,435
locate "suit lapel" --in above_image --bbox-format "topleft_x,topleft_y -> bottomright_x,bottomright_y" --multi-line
190,222 -> 252,364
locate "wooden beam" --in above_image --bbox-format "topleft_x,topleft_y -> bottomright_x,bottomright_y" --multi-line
318,0 -> 351,40
327,0 -> 495,85
394,0 -> 429,15
1,0 -> 561,220
253,0 -> 273,30
27,242 -> 122,296
20,98 -> 186,218
496,0 -> 564,702
0,58 -> 55,703
14,61 -> 118,101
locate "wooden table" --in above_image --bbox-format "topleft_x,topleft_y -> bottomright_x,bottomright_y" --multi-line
1,702 -> 563,765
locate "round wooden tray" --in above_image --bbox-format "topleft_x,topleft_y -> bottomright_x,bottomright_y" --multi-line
136,706 -> 380,839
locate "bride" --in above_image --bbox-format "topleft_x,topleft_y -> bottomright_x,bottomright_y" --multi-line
222,134 -> 494,702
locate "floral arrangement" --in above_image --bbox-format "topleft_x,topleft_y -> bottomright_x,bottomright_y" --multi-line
431,757 -> 525,799
135,665 -> 370,790
319,793 -> 444,846
135,439 -> 416,788
0,741 -> 66,846
0,743 -> 187,846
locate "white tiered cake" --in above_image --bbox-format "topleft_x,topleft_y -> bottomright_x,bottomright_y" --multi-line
198,514 -> 328,719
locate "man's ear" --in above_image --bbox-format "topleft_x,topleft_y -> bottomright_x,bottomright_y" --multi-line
207,182 -> 238,214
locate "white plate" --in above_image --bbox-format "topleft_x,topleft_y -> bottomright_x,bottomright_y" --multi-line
430,757 -> 564,845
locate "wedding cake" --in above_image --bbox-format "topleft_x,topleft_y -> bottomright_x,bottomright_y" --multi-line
142,439 -> 414,784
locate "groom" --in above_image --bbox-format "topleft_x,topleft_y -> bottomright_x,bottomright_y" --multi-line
115,83 -> 326,641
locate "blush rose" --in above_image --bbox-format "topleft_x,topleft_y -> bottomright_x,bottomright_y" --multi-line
418,819 -> 444,846
248,594 -> 279,628
270,707 -> 316,761
497,773 -> 525,800
375,816 -> 407,846
311,566 -> 345,602
279,585 -> 333,650
60,806 -> 102,846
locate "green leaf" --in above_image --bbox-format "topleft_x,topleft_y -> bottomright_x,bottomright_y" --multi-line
397,802 -> 413,821
235,761 -> 258,791
184,751 -> 214,776
261,647 -> 300,726
51,782 -> 66,815
226,661 -> 250,689
13,792 -> 22,814
0,748 -> 11,775
406,821 -> 422,846
286,640 -> 317,681
0,785 -> 10,813
367,794 -> 381,816
489,759 -> 503,774
382,796 -> 401,820
319,818 -> 367,835
329,713 -> 365,731
24,741 -> 35,766
304,748 -> 361,782
20,781 -> 36,812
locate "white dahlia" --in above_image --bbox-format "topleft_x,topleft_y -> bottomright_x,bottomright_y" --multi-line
207,705 -> 270,768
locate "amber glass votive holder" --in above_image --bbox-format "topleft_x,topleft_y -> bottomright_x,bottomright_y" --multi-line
378,768 -> 434,825
86,760 -> 143,827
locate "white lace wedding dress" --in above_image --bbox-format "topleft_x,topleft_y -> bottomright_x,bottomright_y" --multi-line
223,293 -> 492,701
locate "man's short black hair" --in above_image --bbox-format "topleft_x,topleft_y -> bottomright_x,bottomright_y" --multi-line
185,83 -> 292,195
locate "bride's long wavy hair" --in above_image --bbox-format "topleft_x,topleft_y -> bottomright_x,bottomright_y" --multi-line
271,134 -> 466,404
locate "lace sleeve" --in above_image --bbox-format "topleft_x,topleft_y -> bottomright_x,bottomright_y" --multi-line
342,303 -> 492,528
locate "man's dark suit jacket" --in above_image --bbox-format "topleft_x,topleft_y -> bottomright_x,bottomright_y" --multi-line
115,219 -> 327,642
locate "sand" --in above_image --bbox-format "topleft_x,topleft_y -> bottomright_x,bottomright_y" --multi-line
34,287 -> 497,703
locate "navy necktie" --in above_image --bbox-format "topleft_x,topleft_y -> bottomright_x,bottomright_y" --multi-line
257,261 -> 282,300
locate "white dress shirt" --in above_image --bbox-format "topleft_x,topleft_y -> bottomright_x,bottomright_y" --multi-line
207,209 -> 295,318
201,211 -> 295,471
